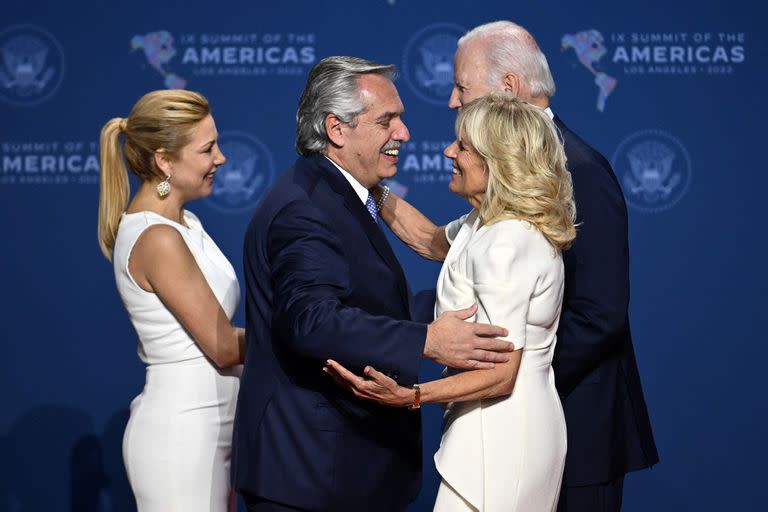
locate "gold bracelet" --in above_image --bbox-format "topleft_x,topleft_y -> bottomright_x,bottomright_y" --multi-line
409,383 -> 421,410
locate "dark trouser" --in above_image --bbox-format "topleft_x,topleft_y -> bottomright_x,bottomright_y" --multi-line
557,475 -> 625,512
242,493 -> 310,512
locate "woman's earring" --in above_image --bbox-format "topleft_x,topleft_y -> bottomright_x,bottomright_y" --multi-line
156,175 -> 171,197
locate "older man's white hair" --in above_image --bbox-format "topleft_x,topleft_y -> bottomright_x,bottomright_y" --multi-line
459,21 -> 556,99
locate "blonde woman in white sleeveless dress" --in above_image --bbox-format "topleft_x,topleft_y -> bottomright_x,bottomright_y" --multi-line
326,94 -> 576,511
97,90 -> 245,512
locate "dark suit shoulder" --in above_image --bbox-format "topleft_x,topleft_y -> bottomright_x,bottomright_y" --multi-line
266,157 -> 323,202
556,119 -> 612,176
556,117 -> 625,208
250,156 -> 335,224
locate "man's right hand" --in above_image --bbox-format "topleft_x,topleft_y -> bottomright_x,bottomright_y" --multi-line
424,304 -> 514,369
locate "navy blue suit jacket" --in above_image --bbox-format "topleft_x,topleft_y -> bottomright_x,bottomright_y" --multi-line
553,117 -> 659,486
233,154 -> 427,511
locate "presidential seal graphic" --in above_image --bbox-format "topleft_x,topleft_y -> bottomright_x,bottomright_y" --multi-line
402,23 -> 466,106
205,131 -> 275,214
612,130 -> 692,213
0,24 -> 66,107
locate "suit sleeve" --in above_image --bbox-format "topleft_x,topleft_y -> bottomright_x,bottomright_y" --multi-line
554,150 -> 631,396
411,289 -> 437,324
267,200 -> 427,385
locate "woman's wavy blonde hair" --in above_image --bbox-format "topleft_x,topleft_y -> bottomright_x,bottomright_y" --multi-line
98,89 -> 210,260
456,93 -> 577,251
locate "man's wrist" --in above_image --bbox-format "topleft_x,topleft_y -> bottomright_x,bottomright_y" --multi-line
423,323 -> 435,359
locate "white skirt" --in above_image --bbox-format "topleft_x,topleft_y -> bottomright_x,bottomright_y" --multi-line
434,364 -> 566,512
123,357 -> 241,512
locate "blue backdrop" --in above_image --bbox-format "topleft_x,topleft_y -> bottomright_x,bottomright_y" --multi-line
1,0 -> 765,510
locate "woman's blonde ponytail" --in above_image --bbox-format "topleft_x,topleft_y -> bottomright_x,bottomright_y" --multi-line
97,117 -> 130,261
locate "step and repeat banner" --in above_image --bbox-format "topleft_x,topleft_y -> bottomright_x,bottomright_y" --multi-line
1,1 -> 764,510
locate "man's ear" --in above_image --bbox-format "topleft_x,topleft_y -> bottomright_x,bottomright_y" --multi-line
502,72 -> 521,97
325,114 -> 345,148
154,150 -> 172,175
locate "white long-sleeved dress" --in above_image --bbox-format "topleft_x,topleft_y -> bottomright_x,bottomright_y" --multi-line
433,210 -> 567,512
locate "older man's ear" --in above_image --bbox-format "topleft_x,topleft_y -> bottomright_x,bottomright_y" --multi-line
502,72 -> 521,97
324,113 -> 346,149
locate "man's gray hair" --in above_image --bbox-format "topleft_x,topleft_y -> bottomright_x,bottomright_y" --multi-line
459,21 -> 556,98
296,56 -> 395,156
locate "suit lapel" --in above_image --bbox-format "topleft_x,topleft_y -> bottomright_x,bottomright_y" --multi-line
312,156 -> 411,308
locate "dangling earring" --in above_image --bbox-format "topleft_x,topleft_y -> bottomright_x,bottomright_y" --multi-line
157,175 -> 171,197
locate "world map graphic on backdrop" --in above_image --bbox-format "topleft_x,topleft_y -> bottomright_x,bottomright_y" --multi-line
561,29 -> 617,112
131,30 -> 187,89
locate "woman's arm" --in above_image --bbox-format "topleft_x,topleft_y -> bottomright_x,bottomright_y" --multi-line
129,224 -> 245,367
325,348 -> 522,407
326,221 -> 544,406
421,349 -> 522,402
373,185 -> 450,261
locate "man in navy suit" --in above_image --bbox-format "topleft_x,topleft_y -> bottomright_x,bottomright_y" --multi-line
446,22 -> 660,511
233,56 -> 513,512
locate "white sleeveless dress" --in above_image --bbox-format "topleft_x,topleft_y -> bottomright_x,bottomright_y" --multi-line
433,210 -> 567,512
113,210 -> 241,512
